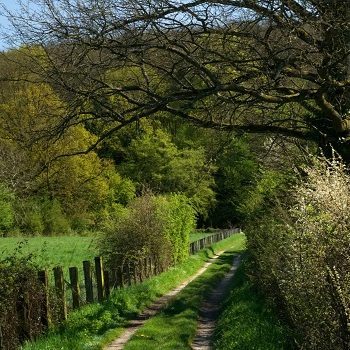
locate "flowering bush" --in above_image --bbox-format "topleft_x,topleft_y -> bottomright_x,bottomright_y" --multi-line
248,153 -> 350,349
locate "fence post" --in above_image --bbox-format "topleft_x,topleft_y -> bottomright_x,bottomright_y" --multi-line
0,325 -> 3,350
38,270 -> 50,329
53,266 -> 67,322
16,284 -> 30,343
69,267 -> 80,309
83,261 -> 94,303
95,257 -> 105,302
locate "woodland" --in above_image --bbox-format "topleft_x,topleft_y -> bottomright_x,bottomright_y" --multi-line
1,1 -> 350,349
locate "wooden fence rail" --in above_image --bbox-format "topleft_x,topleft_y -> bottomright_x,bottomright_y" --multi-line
0,228 -> 240,349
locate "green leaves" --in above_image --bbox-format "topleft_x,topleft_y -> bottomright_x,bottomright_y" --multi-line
99,192 -> 196,271
247,154 -> 350,349
119,128 -> 216,217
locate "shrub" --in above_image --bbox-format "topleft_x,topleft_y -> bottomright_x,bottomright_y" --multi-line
155,194 -> 195,264
98,192 -> 196,273
0,253 -> 45,349
247,153 -> 350,349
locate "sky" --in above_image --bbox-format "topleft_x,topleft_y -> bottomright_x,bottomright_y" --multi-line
0,0 -> 19,50
0,0 -> 36,50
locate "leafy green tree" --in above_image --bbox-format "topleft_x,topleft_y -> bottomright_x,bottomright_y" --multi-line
4,1 -> 350,159
0,66 -> 136,233
41,198 -> 71,235
15,197 -> 45,235
119,127 -> 216,217
208,138 -> 259,227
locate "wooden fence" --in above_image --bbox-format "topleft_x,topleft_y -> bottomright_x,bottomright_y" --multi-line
0,228 -> 240,349
189,228 -> 240,255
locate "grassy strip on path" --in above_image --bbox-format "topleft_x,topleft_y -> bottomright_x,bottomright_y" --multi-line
213,259 -> 294,350
122,243 -> 244,349
22,233 -> 246,350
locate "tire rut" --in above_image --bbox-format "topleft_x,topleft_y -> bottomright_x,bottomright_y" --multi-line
104,251 -> 228,350
191,255 -> 241,350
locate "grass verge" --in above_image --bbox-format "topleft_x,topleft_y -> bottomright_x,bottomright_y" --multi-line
123,242 -> 244,349
213,259 -> 294,349
22,233 -> 246,350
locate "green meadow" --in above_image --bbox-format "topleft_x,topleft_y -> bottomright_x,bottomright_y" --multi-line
0,236 -> 97,270
0,231 -> 218,270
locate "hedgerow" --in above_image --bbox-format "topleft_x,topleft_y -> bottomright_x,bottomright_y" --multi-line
98,192 -> 195,272
248,153 -> 350,349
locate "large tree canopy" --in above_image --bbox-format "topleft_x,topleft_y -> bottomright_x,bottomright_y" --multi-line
2,1 -> 350,157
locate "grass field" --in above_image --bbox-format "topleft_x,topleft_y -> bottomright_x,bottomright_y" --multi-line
0,236 -> 97,270
0,231 -> 218,269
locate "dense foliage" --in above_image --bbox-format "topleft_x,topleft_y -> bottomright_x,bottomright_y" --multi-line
98,192 -> 196,272
0,53 -> 268,235
247,155 -> 350,349
0,254 -> 45,349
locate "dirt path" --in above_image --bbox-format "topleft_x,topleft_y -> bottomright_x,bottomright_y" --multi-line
191,255 -> 241,350
104,251 -> 229,350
